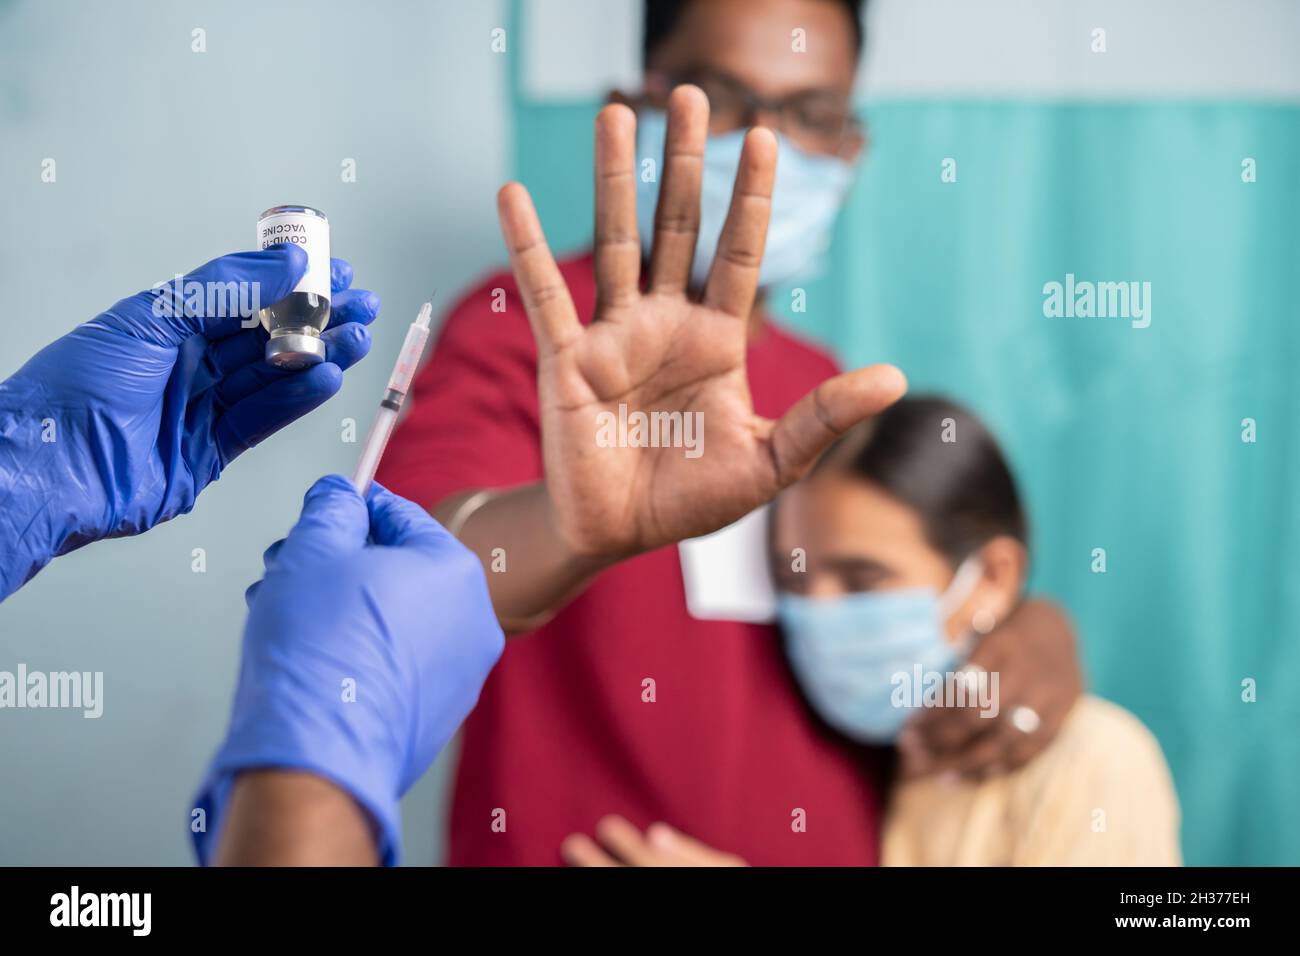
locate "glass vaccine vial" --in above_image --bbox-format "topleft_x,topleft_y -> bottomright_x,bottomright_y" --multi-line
255,204 -> 331,368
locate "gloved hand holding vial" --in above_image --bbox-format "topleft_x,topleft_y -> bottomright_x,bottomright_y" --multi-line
0,242 -> 379,600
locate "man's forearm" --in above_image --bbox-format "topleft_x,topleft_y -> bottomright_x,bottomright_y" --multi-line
214,770 -> 379,866
433,481 -> 613,633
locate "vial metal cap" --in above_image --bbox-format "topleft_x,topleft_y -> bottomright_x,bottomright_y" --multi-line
265,330 -> 327,369
258,204 -> 329,222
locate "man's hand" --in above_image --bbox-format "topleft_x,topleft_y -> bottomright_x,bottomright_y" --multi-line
496,85 -> 905,561
561,815 -> 747,867
898,599 -> 1084,779
0,245 -> 378,600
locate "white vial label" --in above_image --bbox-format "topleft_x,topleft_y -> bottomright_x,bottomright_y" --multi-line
257,210 -> 331,300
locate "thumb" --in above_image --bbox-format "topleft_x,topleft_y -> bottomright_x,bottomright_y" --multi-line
103,245 -> 308,348
365,482 -> 455,552
276,474 -> 370,566
768,364 -> 907,487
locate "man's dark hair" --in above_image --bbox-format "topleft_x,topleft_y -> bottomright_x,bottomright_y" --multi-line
644,0 -> 867,64
815,395 -> 1029,565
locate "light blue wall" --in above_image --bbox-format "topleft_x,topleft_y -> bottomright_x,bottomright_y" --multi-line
0,0 -> 508,864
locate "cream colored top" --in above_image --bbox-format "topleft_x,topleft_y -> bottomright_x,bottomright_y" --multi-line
882,696 -> 1181,866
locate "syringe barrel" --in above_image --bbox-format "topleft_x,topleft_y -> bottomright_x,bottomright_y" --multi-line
386,322 -> 431,395
352,406 -> 398,493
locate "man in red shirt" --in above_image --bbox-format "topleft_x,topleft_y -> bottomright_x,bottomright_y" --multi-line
377,0 -> 1081,865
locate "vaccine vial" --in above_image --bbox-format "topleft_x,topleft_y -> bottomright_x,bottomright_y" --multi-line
255,204 -> 331,369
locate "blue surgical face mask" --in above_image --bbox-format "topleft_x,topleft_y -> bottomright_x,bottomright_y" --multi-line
635,108 -> 855,290
777,559 -> 984,745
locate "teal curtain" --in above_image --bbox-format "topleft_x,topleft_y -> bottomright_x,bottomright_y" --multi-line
509,6 -> 1300,862
806,102 -> 1300,868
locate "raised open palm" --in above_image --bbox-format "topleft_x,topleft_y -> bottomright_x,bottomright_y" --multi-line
496,85 -> 906,559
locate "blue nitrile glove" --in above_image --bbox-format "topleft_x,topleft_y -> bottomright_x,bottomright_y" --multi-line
192,475 -> 505,866
0,246 -> 379,600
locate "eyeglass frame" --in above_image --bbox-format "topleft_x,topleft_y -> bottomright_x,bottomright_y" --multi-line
640,66 -> 865,158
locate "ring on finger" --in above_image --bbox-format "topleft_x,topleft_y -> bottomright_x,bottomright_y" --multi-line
1009,704 -> 1041,735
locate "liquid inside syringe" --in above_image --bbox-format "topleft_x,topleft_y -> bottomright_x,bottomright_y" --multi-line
351,300 -> 434,492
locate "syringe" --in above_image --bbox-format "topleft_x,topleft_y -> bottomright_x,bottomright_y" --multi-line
351,299 -> 434,493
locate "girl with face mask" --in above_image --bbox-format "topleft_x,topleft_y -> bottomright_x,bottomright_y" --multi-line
563,396 -> 1181,867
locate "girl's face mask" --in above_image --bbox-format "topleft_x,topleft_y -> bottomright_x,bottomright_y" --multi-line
776,558 -> 983,744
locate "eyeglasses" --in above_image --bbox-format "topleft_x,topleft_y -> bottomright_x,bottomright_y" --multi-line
644,68 -> 863,157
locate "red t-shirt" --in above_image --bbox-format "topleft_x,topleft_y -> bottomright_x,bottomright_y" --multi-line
377,252 -> 883,865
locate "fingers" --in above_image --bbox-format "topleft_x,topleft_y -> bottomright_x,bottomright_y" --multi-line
898,702 -> 982,778
118,246 -> 308,347
644,823 -> 700,863
365,483 -> 455,552
919,721 -> 1008,780
205,288 -> 379,379
330,257 -> 354,294
116,250 -> 371,354
645,822 -> 743,866
702,127 -> 777,318
910,599 -> 1082,777
648,85 -> 708,294
318,322 -> 373,370
591,815 -> 664,866
205,331 -> 267,380
496,181 -> 582,358
331,287 -> 381,326
211,320 -> 369,464
213,322 -> 370,410
768,364 -> 907,487
213,362 -> 344,464
984,658 -> 1071,774
902,642 -> 1019,776
560,833 -> 623,867
261,538 -> 285,568
561,816 -> 734,867
243,536 -> 284,607
273,475 -> 370,567
901,614 -> 1076,779
1002,705 -> 1056,772
247,486 -> 452,600
592,103 -> 641,311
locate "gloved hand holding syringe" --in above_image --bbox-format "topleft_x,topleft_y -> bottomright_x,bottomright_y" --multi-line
352,299 -> 434,492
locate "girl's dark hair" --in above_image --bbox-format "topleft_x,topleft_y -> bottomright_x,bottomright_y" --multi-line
816,395 -> 1028,564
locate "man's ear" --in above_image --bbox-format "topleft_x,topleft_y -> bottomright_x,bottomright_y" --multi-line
968,536 -> 1028,633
